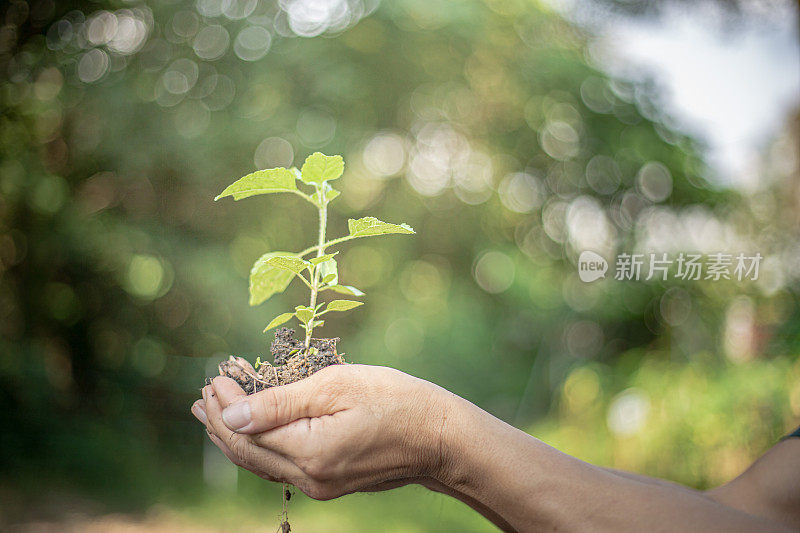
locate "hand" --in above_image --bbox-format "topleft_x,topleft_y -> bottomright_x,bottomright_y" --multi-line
191,364 -> 450,500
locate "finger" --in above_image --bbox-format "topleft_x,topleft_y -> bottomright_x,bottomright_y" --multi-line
204,389 -> 272,468
207,431 -> 235,460
204,385 -> 305,482
204,386 -> 252,450
205,425 -> 282,483
201,386 -> 219,436
201,385 -> 214,427
191,399 -> 207,425
203,402 -> 243,466
219,370 -> 341,434
211,376 -> 247,408
205,430 -> 284,482
250,417 -> 317,458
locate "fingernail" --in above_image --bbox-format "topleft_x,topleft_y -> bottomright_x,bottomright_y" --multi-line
191,402 -> 207,424
222,400 -> 251,432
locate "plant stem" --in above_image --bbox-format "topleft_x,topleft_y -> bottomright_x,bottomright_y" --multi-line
305,190 -> 327,348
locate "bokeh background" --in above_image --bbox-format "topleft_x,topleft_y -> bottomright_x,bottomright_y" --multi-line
1,0 -> 799,530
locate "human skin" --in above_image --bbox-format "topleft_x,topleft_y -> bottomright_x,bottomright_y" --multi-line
191,364 -> 799,532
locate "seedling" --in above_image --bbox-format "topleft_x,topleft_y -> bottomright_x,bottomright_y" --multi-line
216,151 -> 413,344
211,152 -> 414,530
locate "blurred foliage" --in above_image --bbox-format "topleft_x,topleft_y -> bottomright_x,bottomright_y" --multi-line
0,0 -> 798,530
537,352 -> 800,489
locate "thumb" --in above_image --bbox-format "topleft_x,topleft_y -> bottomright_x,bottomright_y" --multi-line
219,372 -> 335,434
210,376 -> 247,408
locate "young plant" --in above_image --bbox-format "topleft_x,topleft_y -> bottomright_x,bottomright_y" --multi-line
215,152 -> 414,349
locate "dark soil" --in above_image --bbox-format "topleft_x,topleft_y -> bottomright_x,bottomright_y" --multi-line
215,327 -> 345,393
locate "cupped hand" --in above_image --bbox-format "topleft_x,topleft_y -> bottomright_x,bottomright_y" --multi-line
191,364 -> 451,500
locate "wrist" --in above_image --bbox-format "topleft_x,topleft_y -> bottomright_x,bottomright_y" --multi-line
428,390 -> 478,490
399,378 -> 462,480
402,379 -> 475,488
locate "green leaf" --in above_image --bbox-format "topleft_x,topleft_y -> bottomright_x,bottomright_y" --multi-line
294,306 -> 314,324
215,168 -> 297,201
263,312 -> 293,332
249,252 -> 298,306
310,182 -> 341,205
347,216 -> 415,238
318,257 -> 338,285
309,252 -> 338,266
311,320 -> 324,328
325,187 -> 341,201
325,284 -> 365,297
324,300 -> 364,312
300,152 -> 344,186
265,255 -> 311,275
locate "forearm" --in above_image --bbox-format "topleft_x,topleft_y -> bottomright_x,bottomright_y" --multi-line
431,392 -> 792,532
420,477 -> 517,532
705,439 -> 800,530
603,467 -> 699,492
